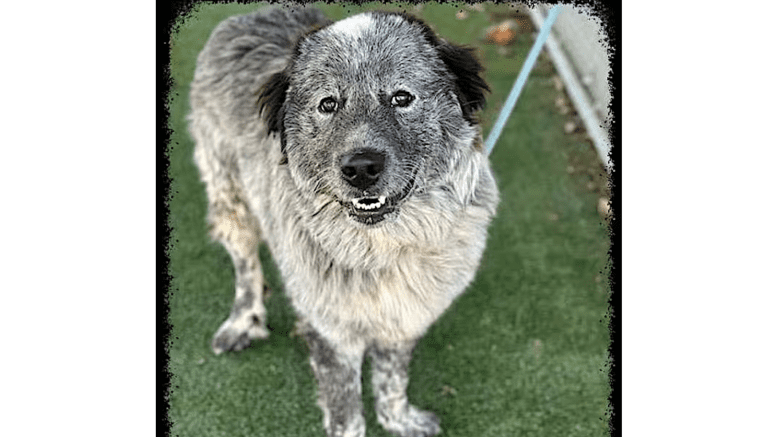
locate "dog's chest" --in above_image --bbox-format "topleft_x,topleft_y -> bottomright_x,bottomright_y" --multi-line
282,235 -> 479,344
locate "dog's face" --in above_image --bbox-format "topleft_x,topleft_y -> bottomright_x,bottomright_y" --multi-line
259,11 -> 489,226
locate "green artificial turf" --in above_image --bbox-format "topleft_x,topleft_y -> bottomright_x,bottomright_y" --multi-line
167,2 -> 612,436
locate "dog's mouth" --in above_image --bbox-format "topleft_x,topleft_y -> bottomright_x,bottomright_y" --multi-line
343,175 -> 416,225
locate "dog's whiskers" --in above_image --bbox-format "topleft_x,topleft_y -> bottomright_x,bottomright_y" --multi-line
311,199 -> 335,218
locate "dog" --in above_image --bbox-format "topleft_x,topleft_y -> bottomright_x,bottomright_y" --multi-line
189,7 -> 498,437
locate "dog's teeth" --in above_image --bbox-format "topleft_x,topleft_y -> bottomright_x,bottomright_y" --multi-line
351,196 -> 387,211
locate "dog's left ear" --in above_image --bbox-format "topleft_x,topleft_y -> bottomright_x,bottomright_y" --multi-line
436,42 -> 490,124
257,70 -> 290,157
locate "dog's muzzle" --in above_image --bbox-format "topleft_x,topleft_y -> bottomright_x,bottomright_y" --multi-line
338,155 -> 417,225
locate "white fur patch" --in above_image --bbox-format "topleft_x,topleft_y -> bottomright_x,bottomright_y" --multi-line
327,13 -> 374,40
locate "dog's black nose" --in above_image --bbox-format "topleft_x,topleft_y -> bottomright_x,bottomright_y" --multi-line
340,150 -> 386,190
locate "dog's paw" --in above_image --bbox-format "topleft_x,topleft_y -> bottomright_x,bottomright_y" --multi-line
211,312 -> 269,355
379,405 -> 441,437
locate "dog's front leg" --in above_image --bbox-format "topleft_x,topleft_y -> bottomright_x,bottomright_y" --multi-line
304,329 -> 366,437
206,197 -> 269,355
370,342 -> 441,437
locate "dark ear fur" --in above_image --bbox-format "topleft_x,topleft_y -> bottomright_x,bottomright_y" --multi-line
257,70 -> 289,156
436,42 -> 490,124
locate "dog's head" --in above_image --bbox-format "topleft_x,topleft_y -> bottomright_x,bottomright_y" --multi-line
258,11 -> 490,226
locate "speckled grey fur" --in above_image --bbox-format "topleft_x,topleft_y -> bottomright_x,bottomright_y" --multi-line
189,7 -> 498,437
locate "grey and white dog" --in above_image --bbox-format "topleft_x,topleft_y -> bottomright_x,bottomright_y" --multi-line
189,7 -> 498,437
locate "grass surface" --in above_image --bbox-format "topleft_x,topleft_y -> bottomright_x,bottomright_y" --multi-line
167,2 -> 611,436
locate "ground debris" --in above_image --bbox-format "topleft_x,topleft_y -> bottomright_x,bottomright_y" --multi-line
484,20 -> 518,45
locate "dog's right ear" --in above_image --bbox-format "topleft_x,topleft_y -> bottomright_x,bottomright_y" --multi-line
257,70 -> 290,157
435,42 -> 490,125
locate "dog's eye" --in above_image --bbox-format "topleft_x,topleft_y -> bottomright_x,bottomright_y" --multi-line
390,91 -> 415,108
318,97 -> 338,114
